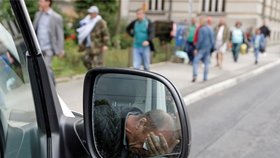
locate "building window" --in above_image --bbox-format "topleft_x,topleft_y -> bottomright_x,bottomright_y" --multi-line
202,0 -> 226,13
148,0 -> 165,11
202,0 -> 206,12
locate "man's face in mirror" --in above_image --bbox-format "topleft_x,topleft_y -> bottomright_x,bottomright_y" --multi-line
125,115 -> 149,152
126,110 -> 176,155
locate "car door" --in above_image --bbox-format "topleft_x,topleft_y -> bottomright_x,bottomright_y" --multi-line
1,1 -> 191,158
0,1 -> 47,157
0,0 -> 89,158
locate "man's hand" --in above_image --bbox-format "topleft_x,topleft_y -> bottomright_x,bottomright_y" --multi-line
142,41 -> 149,47
58,51 -> 65,58
102,46 -> 108,52
193,49 -> 198,56
146,132 -> 180,156
227,42 -> 232,49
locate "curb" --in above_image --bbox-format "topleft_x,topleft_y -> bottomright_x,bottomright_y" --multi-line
183,59 -> 280,106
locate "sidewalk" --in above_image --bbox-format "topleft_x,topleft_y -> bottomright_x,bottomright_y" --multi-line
149,45 -> 280,105
56,45 -> 280,109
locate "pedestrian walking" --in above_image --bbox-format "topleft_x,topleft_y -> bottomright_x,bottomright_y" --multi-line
192,21 -> 202,66
33,0 -> 64,85
126,8 -> 155,71
215,17 -> 230,68
230,21 -> 245,62
77,6 -> 110,70
175,21 -> 187,50
206,16 -> 216,56
259,20 -> 271,55
251,28 -> 265,64
192,16 -> 215,82
185,18 -> 196,64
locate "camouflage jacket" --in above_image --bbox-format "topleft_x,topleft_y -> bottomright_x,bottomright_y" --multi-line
80,19 -> 110,54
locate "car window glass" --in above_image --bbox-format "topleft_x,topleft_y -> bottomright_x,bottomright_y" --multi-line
92,73 -> 182,158
0,2 -> 44,157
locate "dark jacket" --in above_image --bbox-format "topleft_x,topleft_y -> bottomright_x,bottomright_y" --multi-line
126,19 -> 155,52
94,102 -> 143,158
260,25 -> 271,38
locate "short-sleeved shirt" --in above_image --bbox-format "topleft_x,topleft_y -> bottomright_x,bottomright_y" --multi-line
134,19 -> 149,48
231,28 -> 243,44
188,25 -> 196,42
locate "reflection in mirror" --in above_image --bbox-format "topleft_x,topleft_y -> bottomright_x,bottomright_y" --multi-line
92,73 -> 182,158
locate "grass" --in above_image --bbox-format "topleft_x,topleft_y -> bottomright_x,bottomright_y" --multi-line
52,39 -> 174,78
104,48 -> 130,68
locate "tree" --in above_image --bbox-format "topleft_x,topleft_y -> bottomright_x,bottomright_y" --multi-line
114,0 -> 121,36
25,0 -> 39,21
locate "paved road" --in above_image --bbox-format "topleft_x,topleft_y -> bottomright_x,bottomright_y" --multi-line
188,65 -> 280,158
57,79 -> 84,113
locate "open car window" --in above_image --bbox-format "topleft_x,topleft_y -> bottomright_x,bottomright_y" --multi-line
0,1 -> 45,157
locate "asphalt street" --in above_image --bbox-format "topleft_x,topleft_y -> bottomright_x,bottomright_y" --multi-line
57,79 -> 83,113
188,65 -> 280,158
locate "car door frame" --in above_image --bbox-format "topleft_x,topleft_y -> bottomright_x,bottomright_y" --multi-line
8,0 -> 88,158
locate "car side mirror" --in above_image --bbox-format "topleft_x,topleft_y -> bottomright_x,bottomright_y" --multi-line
83,68 -> 191,158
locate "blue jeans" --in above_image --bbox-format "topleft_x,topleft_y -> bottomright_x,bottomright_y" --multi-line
232,43 -> 241,62
254,48 -> 260,62
193,48 -> 211,81
133,47 -> 151,71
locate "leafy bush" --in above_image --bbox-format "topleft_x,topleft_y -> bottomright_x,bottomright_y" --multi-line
111,19 -> 133,49
52,40 -> 86,77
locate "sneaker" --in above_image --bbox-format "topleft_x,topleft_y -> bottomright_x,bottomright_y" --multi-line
255,61 -> 258,65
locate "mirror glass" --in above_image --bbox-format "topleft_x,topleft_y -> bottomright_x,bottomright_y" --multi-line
92,73 -> 182,158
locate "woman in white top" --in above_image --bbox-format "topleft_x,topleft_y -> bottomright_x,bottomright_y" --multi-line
215,17 -> 230,68
230,21 -> 245,62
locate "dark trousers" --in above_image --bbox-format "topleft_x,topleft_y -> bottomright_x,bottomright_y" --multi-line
82,48 -> 104,70
185,41 -> 195,62
232,43 -> 241,62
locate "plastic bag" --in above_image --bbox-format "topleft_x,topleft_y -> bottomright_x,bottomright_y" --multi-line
175,50 -> 188,61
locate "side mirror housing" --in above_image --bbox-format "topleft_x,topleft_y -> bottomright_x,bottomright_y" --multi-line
83,68 -> 191,158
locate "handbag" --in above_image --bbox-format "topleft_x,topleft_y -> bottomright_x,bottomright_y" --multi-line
240,43 -> 247,54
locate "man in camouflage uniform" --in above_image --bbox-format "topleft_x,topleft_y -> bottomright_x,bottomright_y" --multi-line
77,6 -> 110,70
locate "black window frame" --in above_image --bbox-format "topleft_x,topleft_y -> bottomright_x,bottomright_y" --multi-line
8,0 -> 66,157
9,1 -> 91,157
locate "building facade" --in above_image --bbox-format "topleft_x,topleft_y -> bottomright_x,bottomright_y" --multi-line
123,0 -> 280,44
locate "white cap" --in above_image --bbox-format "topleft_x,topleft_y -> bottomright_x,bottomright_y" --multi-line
88,6 -> 99,14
